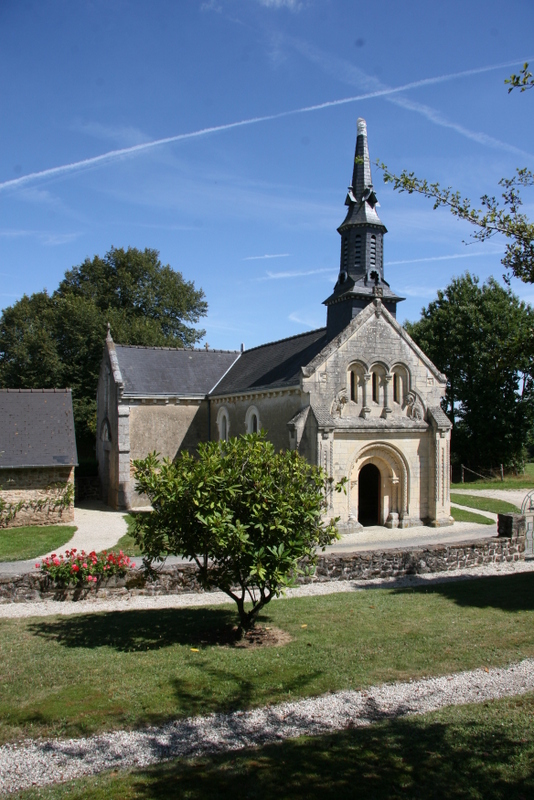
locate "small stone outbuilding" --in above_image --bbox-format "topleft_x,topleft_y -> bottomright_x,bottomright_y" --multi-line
97,118 -> 453,530
0,389 -> 77,528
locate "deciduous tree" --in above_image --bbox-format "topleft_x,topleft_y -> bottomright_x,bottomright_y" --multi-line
405,274 -> 534,470
0,247 -> 207,453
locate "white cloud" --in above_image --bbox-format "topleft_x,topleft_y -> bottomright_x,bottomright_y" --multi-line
243,253 -> 290,260
256,0 -> 303,10
42,233 -> 81,246
262,267 -> 334,280
288,310 -> 324,327
73,121 -> 149,148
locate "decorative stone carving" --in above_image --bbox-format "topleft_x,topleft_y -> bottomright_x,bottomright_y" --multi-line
404,391 -> 424,421
331,388 -> 348,417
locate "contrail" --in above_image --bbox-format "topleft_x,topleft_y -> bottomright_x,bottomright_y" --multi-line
0,58 -> 531,194
289,38 -> 534,158
386,251 -> 503,267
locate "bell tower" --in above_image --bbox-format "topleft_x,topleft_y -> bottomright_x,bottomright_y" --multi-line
324,118 -> 404,338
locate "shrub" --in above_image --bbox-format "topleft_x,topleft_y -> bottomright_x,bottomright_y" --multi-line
134,433 -> 345,633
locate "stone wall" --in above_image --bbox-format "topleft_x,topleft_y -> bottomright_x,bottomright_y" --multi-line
0,535 -> 524,603
75,476 -> 101,503
0,466 -> 75,528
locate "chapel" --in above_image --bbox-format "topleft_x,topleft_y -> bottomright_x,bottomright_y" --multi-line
96,118 -> 453,529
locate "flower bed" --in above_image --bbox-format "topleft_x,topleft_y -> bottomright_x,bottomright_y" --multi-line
36,549 -> 135,586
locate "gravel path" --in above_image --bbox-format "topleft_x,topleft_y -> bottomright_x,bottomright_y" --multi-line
41,502 -> 128,558
1,658 -> 533,795
1,558 -> 533,620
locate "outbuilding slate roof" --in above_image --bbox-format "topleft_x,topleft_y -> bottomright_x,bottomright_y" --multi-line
212,328 -> 328,395
0,389 -> 77,469
114,345 -> 240,397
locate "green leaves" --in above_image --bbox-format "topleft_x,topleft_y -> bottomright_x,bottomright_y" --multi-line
406,273 -> 534,470
377,162 -> 534,284
0,247 -> 207,450
133,434 -> 341,631
505,62 -> 534,93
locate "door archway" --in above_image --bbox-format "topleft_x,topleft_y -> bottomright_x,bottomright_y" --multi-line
358,463 -> 381,526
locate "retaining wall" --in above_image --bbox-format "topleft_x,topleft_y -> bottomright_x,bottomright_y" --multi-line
0,535 -> 525,604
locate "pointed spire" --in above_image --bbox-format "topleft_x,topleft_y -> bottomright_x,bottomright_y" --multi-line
351,118 -> 373,201
342,117 -> 385,229
323,117 -> 404,339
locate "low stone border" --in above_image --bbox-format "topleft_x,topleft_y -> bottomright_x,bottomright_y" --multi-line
0,535 -> 524,604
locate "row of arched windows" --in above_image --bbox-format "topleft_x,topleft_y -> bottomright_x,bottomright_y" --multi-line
348,364 -> 408,409
217,406 -> 260,441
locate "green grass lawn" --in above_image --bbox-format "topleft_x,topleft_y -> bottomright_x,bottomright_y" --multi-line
0,525 -> 76,562
450,493 -> 520,515
1,571 -> 534,746
12,692 -> 534,800
449,506 -> 494,525
108,514 -> 143,557
451,462 -> 534,491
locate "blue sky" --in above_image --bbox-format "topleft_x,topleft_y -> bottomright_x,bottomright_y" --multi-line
1,0 -> 533,350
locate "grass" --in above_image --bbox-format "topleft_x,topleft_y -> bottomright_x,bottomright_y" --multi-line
450,462 -> 534,491
0,525 -> 76,562
107,514 -> 143,557
11,692 -> 534,800
450,506 -> 494,525
1,571 -> 534,745
450,493 -> 520,515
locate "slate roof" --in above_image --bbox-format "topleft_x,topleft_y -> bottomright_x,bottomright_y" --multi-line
428,406 -> 452,429
114,345 -> 240,397
0,389 -> 77,469
212,328 -> 328,395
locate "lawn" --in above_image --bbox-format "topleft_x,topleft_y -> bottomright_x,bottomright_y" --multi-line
0,524 -> 76,562
1,571 -> 534,745
450,462 -> 534,491
449,506 -> 494,525
12,692 -> 534,799
109,514 -> 143,557
450,493 -> 519,515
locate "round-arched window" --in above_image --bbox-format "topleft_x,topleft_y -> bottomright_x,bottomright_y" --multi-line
217,407 -> 230,441
245,406 -> 261,434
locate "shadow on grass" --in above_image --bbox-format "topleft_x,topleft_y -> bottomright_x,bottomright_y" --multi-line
28,606 -> 248,652
395,571 -> 534,613
130,699 -> 534,800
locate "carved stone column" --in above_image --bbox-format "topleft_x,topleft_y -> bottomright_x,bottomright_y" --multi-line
361,373 -> 371,419
383,374 -> 393,416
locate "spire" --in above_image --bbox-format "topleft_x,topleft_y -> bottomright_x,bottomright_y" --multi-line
341,117 -> 385,234
323,118 -> 404,338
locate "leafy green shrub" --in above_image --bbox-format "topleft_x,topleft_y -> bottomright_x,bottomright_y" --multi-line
134,433 -> 344,633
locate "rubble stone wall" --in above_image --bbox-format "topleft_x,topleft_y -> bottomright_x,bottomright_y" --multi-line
0,535 -> 524,603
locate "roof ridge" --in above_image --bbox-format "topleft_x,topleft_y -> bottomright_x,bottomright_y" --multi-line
242,326 -> 327,354
114,344 -> 240,354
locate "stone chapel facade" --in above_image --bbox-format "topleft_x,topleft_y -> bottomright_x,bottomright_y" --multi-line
97,118 -> 453,529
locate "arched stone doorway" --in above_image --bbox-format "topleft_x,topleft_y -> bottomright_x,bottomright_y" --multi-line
348,443 -> 410,529
358,463 -> 381,526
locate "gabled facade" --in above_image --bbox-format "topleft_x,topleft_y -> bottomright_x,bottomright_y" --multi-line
97,118 -> 453,528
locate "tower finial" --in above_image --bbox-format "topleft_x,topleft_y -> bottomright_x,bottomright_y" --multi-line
106,322 -> 112,342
